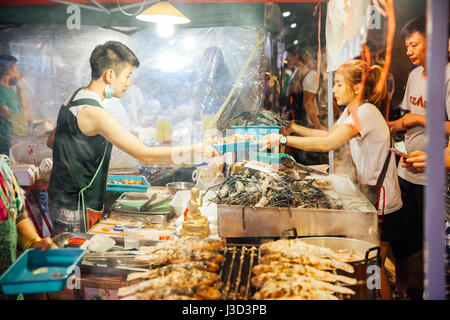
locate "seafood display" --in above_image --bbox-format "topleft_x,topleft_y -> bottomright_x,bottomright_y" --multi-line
252,239 -> 357,300
107,179 -> 144,185
208,134 -> 256,144
211,166 -> 343,209
221,110 -> 290,128
118,237 -> 225,300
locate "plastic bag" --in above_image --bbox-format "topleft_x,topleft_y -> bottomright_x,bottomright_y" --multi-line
9,141 -> 52,166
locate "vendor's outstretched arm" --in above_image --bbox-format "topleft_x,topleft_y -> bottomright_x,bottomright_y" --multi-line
78,106 -> 214,166
285,124 -> 356,153
287,122 -> 339,137
259,124 -> 355,153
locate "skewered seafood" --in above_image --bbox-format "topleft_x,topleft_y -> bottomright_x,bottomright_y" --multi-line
126,261 -> 220,282
118,268 -> 221,298
259,239 -> 362,262
139,237 -> 225,253
259,253 -> 354,274
135,248 -> 226,266
252,261 -> 356,285
251,272 -> 355,295
122,285 -> 222,300
252,281 -> 340,300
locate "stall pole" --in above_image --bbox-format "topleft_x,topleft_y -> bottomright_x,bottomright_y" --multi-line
327,72 -> 334,174
424,0 -> 448,300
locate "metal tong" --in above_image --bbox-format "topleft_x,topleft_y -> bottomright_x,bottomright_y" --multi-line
281,157 -> 327,176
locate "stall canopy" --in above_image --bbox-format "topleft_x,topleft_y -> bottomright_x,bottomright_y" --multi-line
0,0 -> 280,31
0,0 -> 289,170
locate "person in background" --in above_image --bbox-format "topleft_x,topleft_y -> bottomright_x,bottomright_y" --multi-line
0,55 -> 30,155
285,45 -> 309,123
300,47 -> 327,131
258,59 -> 404,300
401,145 -> 450,299
387,16 -> 450,299
0,154 -> 57,300
279,60 -> 292,119
46,41 -> 216,235
287,47 -> 329,166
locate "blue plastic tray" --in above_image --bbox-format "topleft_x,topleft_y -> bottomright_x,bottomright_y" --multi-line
0,248 -> 86,295
212,141 -> 261,154
106,175 -> 150,193
231,126 -> 283,139
249,152 -> 291,164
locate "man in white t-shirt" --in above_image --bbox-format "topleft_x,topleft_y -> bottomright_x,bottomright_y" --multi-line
388,16 -> 450,300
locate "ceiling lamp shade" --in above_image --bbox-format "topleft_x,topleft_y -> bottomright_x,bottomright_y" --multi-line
136,1 -> 190,24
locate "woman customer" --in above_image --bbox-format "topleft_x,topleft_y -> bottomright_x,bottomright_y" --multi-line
258,59 -> 404,300
0,154 -> 57,300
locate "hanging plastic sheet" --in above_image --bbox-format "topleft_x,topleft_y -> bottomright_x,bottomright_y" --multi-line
0,24 -> 264,151
326,0 -> 371,72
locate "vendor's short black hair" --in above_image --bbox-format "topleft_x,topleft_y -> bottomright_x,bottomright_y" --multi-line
401,16 -> 426,41
89,41 -> 140,80
0,55 -> 17,79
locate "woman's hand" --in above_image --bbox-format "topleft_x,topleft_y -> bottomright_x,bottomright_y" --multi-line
402,150 -> 426,174
195,140 -> 219,159
255,133 -> 282,152
30,237 -> 58,251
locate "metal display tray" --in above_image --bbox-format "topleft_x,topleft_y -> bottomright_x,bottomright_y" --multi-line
217,205 -> 379,245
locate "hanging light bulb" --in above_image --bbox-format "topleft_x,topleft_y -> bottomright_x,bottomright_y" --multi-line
136,1 -> 190,24
156,21 -> 174,37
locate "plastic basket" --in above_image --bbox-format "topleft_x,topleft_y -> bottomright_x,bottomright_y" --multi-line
106,175 -> 150,193
249,152 -> 291,164
212,141 -> 261,154
0,248 -> 86,295
231,126 -> 282,139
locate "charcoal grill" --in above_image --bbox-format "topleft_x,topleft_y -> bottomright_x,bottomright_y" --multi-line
218,237 -> 380,300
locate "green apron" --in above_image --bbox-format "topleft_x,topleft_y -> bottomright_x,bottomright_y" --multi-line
48,88 -> 112,233
0,181 -> 22,300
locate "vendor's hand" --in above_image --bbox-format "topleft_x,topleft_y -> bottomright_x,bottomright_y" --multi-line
31,237 -> 58,251
254,133 -> 282,152
402,150 -> 426,174
195,140 -> 218,159
282,123 -> 296,136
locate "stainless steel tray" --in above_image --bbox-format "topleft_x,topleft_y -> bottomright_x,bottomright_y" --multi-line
217,205 -> 379,245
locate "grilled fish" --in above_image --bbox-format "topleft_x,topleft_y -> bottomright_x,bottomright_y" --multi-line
118,268 -> 221,298
121,285 -> 222,300
140,237 -> 225,253
135,248 -> 225,266
252,280 -> 340,300
251,272 -> 355,295
259,239 -> 359,262
127,261 -> 220,282
252,261 -> 356,285
259,252 -> 354,274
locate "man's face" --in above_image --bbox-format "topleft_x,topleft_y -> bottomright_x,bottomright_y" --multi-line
405,31 -> 427,67
112,63 -> 133,98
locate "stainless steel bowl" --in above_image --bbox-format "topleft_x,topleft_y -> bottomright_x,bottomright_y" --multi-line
166,182 -> 195,195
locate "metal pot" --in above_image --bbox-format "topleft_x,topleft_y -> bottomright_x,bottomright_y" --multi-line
297,236 -> 381,300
